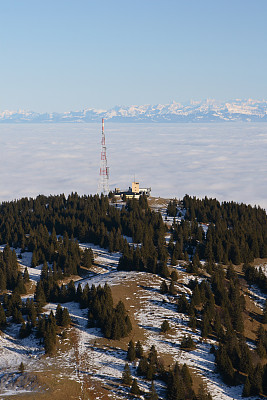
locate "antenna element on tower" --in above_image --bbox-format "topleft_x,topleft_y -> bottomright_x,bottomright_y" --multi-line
97,118 -> 109,195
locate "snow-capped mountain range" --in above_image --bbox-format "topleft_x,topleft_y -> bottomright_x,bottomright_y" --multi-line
1,99 -> 267,123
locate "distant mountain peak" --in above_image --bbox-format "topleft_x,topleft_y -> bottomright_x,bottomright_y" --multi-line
1,99 -> 267,123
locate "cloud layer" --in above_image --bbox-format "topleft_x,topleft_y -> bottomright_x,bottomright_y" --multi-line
1,123 -> 267,209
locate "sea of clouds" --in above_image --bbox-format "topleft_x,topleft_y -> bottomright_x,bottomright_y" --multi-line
0,123 -> 267,209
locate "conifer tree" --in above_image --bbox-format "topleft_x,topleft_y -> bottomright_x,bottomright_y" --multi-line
82,247 -> 94,268
135,341 -> 144,359
192,285 -> 201,306
180,335 -> 196,350
197,383 -> 212,400
148,345 -> 158,366
0,269 -> 7,291
170,253 -> 177,266
160,320 -> 170,333
169,280 -> 176,295
137,357 -> 148,376
181,363 -> 192,388
19,321 -> 31,338
31,252 -> 38,268
61,308 -> 71,327
170,270 -> 178,281
0,304 -> 7,329
16,272 -> 27,294
130,379 -> 141,396
44,330 -> 56,354
67,280 -> 76,302
160,280 -> 168,294
242,377 -> 251,397
122,362 -> 132,386
76,283 -> 83,303
13,308 -> 24,324
188,315 -> 197,331
201,313 -> 211,338
23,267 -> 30,283
35,281 -> 46,309
19,362 -> 25,374
177,293 -> 189,313
146,363 -> 155,380
263,299 -> 267,324
55,304 -> 63,326
250,363 -> 263,395
127,340 -> 136,362
147,381 -> 158,400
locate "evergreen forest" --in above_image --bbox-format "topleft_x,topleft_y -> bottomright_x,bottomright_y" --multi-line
0,192 -> 267,399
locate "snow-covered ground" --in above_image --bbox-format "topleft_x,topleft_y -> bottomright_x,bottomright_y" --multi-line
255,262 -> 267,277
0,242 -> 265,399
247,285 -> 266,310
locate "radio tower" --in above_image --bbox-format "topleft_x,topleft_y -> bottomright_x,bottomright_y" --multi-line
97,118 -> 109,195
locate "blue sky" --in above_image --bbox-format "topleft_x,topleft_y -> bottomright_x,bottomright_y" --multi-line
1,0 -> 266,112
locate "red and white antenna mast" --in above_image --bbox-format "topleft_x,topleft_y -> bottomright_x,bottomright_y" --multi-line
97,118 -> 109,195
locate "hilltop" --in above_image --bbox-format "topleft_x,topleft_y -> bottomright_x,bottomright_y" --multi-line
0,194 -> 266,399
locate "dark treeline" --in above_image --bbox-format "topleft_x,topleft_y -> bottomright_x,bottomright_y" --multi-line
124,340 -> 210,400
0,245 -> 21,291
1,279 -> 131,353
1,191 -> 267,396
0,193 -> 123,273
177,261 -> 267,397
0,286 -> 71,354
169,195 -> 267,265
0,193 -> 166,279
85,282 -> 132,340
34,268 -> 132,341
242,262 -> 267,293
118,198 -> 168,274
0,193 -> 163,252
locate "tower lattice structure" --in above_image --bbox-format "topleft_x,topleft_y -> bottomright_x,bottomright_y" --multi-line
97,118 -> 109,195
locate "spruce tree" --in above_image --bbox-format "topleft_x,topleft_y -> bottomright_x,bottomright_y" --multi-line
0,304 -> 7,329
177,293 -> 189,313
55,304 -> 63,326
135,341 -> 144,359
31,252 -> 38,268
137,357 -> 148,376
19,321 -> 31,338
19,362 -> 25,374
242,377 -> 251,397
160,320 -> 170,333
148,345 -> 158,366
23,267 -> 30,283
263,299 -> 267,324
197,383 -> 212,400
35,281 -> 46,309
160,280 -> 168,294
170,270 -> 178,281
171,253 -> 177,266
61,308 -> 71,327
127,340 -> 136,361
16,272 -> 27,294
82,248 -> 94,268
201,313 -> 211,338
130,379 -> 141,395
122,362 -> 132,386
250,364 -> 263,395
169,280 -> 176,295
188,315 -> 197,331
147,381 -> 158,400
180,335 -> 196,350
